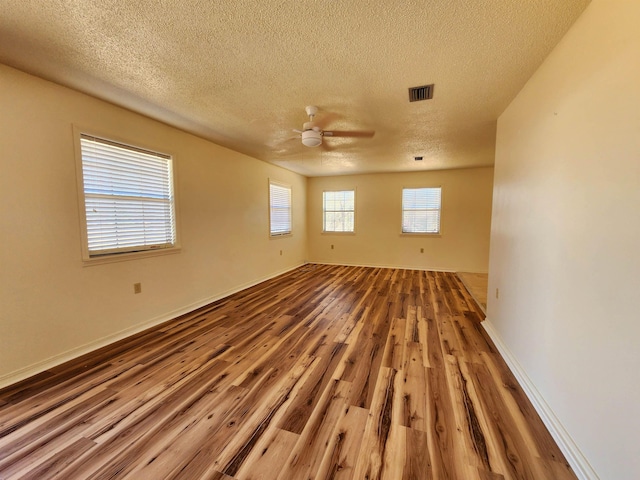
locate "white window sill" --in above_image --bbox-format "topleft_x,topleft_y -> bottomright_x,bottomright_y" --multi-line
82,246 -> 181,266
400,232 -> 442,237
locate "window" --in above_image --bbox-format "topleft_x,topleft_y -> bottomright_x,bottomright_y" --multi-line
78,134 -> 176,258
323,190 -> 355,232
269,181 -> 292,236
402,187 -> 441,234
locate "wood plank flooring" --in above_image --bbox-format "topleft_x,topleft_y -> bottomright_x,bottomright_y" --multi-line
456,272 -> 488,312
0,265 -> 575,479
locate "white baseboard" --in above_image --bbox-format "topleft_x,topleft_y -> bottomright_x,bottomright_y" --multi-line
482,319 -> 599,480
308,261 -> 456,273
0,263 -> 306,390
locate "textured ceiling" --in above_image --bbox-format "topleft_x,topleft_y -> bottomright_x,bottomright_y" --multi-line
0,0 -> 590,176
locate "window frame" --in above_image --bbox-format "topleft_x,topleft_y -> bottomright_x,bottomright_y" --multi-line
401,186 -> 442,235
268,180 -> 292,237
322,189 -> 356,234
74,127 -> 180,264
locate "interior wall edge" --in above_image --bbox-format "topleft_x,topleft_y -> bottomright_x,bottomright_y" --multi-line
0,262 -> 306,390
482,319 -> 600,480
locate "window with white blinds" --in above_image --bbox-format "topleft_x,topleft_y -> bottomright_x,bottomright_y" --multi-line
79,134 -> 176,257
402,187 -> 441,234
323,190 -> 355,232
269,181 -> 292,236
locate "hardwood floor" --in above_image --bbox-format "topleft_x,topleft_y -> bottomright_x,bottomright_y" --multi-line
456,272 -> 488,312
0,265 -> 575,479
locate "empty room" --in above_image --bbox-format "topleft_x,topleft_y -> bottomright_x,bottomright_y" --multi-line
1,1 -> 638,479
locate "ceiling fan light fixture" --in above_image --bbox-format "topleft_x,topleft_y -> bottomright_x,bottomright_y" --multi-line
302,129 -> 322,147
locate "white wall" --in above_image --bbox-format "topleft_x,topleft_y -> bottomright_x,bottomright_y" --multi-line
0,65 -> 307,387
487,1 -> 640,478
307,168 -> 493,272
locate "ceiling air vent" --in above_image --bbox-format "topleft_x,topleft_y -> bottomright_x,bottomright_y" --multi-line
408,84 -> 434,102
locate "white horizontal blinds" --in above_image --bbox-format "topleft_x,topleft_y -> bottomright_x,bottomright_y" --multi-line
269,182 -> 291,235
80,135 -> 176,256
323,190 -> 355,232
402,187 -> 441,234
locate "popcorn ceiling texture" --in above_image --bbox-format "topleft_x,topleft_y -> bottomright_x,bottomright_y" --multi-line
0,0 -> 589,176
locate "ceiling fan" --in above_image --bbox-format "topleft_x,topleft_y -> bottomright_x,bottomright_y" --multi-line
293,106 -> 374,148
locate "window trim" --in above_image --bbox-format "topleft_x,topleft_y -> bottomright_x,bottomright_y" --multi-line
73,126 -> 181,264
400,186 -> 442,236
322,189 -> 356,234
268,179 -> 292,237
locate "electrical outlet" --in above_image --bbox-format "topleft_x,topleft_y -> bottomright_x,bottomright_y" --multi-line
495,288 -> 499,299
331,244 -> 334,249
420,248 -> 424,253
134,283 -> 142,294
280,250 -> 283,256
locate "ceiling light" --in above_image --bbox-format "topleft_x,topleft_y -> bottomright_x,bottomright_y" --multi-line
302,130 -> 322,147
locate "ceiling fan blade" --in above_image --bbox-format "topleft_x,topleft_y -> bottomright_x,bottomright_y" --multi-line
321,142 -> 335,152
323,130 -> 375,138
314,112 -> 341,130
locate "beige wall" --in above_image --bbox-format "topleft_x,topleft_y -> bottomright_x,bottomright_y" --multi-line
307,168 -> 493,272
0,65 -> 307,387
488,1 -> 640,478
